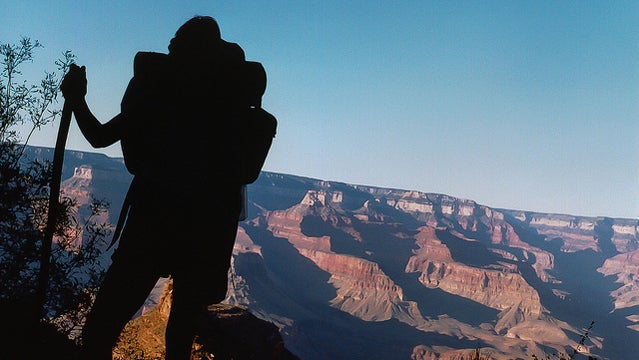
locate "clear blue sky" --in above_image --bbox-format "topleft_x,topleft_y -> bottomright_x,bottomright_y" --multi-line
4,1 -> 639,219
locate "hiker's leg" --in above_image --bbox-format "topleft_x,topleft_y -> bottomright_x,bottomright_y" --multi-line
164,257 -> 234,360
165,218 -> 239,359
164,279 -> 207,360
81,253 -> 159,359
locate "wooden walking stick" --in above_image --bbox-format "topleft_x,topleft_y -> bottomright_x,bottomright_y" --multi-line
35,100 -> 73,318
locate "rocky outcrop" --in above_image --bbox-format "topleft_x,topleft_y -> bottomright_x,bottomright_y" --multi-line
263,194 -> 424,325
611,220 -> 639,252
379,191 -> 558,283
406,227 -> 544,323
114,278 -> 299,360
196,303 -> 300,360
417,263 -> 542,314
300,248 -> 425,325
61,166 -> 93,202
598,248 -> 639,312
264,202 -> 331,252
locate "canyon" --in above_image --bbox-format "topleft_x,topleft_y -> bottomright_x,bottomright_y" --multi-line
29,146 -> 639,359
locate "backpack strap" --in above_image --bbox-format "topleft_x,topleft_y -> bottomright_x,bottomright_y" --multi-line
107,176 -> 140,250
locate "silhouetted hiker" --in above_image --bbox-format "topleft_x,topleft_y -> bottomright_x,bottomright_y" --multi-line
61,15 -> 276,359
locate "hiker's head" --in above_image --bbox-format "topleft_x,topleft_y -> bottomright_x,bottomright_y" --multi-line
168,16 -> 222,57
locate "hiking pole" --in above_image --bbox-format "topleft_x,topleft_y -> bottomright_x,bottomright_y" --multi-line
35,99 -> 73,319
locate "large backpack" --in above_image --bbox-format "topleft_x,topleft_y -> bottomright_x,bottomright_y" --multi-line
119,45 -> 276,184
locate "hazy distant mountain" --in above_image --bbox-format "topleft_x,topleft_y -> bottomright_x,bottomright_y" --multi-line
26,146 -> 639,359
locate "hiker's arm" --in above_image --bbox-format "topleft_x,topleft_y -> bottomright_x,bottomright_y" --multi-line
61,64 -> 123,148
71,100 -> 124,148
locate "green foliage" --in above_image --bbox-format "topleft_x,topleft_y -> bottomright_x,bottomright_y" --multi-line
0,37 -> 110,356
1,37 -> 75,151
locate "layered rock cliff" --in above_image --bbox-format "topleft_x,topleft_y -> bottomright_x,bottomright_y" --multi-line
405,227 -> 544,326
598,249 -> 639,312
